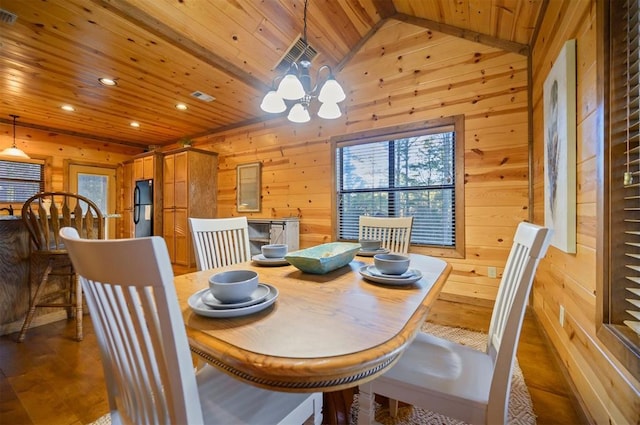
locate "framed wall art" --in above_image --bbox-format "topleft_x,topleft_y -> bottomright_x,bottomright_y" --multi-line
237,162 -> 261,212
543,39 -> 576,253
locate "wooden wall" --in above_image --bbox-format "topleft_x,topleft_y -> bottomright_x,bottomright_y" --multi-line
0,122 -> 139,193
196,18 -> 530,304
531,0 -> 639,423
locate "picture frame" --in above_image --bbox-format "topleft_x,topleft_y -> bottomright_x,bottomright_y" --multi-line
237,162 -> 261,212
543,39 -> 576,253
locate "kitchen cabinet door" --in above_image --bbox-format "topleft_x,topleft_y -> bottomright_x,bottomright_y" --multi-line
163,208 -> 176,262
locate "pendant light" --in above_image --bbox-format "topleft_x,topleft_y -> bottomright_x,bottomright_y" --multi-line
1,115 -> 29,159
260,0 -> 346,123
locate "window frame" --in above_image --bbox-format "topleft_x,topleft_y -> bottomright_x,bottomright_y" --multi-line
331,115 -> 465,259
597,0 -> 640,382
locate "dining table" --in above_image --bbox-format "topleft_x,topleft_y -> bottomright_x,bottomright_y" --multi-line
174,252 -> 451,425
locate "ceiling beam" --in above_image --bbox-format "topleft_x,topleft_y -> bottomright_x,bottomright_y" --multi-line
0,118 -> 148,150
392,12 -> 530,56
91,0 -> 270,92
371,0 -> 396,19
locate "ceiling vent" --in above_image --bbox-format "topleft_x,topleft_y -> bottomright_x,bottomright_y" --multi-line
190,91 -> 216,102
275,38 -> 317,73
0,9 -> 17,25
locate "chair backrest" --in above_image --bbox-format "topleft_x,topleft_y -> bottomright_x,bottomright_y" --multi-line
59,227 -> 204,425
485,222 -> 551,423
189,217 -> 252,270
358,216 -> 414,254
22,191 -> 104,251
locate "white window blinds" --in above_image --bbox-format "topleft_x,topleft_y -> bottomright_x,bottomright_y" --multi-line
0,159 -> 44,203
622,0 -> 640,336
336,127 -> 457,247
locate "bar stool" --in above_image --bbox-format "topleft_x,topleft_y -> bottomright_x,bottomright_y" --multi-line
17,191 -> 104,342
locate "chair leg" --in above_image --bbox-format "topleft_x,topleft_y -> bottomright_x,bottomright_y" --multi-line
74,274 -> 83,341
357,382 -> 380,425
17,260 -> 54,343
388,399 -> 399,417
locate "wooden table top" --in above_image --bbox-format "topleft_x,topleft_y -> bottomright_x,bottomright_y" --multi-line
175,253 -> 451,392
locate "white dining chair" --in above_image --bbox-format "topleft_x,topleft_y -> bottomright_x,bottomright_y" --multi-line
358,216 -> 414,254
189,217 -> 252,270
358,222 -> 551,425
59,227 -> 323,425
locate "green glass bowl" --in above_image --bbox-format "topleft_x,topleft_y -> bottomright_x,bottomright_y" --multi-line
284,242 -> 361,274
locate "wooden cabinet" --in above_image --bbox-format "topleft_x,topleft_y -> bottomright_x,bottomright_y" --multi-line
162,148 -> 218,266
133,155 -> 155,180
120,152 -> 163,239
247,218 -> 299,256
121,161 -> 134,238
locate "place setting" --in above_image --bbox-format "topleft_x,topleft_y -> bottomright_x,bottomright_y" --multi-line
188,269 -> 279,318
359,253 -> 423,285
252,243 -> 290,266
356,238 -> 390,257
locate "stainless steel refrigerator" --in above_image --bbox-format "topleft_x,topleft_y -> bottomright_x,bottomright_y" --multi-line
133,179 -> 153,237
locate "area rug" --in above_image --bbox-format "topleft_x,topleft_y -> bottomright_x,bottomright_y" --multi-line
348,322 -> 536,425
88,323 -> 536,425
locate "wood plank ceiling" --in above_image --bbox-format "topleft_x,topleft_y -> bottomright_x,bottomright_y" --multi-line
0,0 -> 544,151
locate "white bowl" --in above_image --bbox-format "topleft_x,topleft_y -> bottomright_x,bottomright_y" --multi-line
373,253 -> 410,275
208,270 -> 259,303
359,239 -> 381,251
261,244 -> 288,258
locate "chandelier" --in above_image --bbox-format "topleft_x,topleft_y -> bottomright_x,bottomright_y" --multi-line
260,0 -> 346,123
0,115 -> 30,159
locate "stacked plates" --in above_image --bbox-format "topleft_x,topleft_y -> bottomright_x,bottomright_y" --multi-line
188,283 -> 279,318
359,265 -> 423,285
251,254 -> 289,266
356,247 -> 390,257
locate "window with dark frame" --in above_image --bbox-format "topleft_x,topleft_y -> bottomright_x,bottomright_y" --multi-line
334,117 -> 464,258
0,159 -> 44,203
601,0 -> 640,381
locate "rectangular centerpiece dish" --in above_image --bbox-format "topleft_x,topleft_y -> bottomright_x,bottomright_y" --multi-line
284,242 -> 361,274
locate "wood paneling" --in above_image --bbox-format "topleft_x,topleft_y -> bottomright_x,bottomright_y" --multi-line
0,1 -> 543,149
531,0 -> 640,423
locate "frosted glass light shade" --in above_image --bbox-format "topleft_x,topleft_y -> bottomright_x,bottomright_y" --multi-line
0,146 -> 29,159
318,78 -> 346,103
287,103 -> 311,123
260,91 -> 287,113
317,102 -> 342,119
277,74 -> 305,100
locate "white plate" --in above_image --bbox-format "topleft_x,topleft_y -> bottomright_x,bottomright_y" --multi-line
252,254 -> 290,266
189,284 -> 279,318
367,267 -> 415,279
201,284 -> 270,309
356,248 -> 390,257
359,265 -> 423,286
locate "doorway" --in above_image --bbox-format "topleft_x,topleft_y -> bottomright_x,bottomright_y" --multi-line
68,164 -> 117,239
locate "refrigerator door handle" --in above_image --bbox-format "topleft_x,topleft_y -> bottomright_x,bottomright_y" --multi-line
133,186 -> 140,224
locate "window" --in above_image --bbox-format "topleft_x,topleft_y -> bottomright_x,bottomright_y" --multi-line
0,158 -> 44,203
599,0 -> 640,381
334,116 -> 464,258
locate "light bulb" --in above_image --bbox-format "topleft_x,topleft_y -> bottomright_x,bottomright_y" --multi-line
318,78 -> 346,103
317,102 -> 342,119
287,103 -> 311,123
277,74 -> 305,100
260,91 -> 287,113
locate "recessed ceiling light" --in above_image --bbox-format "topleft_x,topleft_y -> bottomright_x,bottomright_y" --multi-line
175,103 -> 188,111
130,121 -> 140,128
99,77 -> 118,86
61,104 -> 75,112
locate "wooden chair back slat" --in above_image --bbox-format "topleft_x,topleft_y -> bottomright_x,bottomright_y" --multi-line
358,216 -> 414,254
21,192 -> 105,252
189,217 -> 252,271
